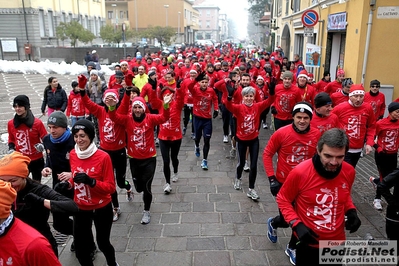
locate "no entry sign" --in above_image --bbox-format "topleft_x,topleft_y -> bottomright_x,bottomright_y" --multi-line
302,10 -> 319,27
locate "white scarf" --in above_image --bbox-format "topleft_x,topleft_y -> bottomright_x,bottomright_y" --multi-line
75,142 -> 98,159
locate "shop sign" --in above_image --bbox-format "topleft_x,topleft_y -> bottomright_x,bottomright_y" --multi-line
327,12 -> 347,31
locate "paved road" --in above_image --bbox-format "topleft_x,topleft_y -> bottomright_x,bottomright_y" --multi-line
0,73 -> 389,266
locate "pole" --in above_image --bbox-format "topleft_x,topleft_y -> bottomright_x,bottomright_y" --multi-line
134,0 -> 138,32
361,10 -> 373,85
178,12 -> 181,43
22,0 -> 31,60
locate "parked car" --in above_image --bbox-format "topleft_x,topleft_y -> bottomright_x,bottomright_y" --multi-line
196,39 -> 214,46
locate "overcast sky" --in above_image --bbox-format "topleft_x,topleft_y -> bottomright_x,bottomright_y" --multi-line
216,0 -> 249,39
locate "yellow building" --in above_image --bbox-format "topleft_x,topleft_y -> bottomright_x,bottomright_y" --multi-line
272,0 -> 399,100
107,0 -> 200,44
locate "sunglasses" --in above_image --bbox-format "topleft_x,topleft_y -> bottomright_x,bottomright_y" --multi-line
371,85 -> 380,88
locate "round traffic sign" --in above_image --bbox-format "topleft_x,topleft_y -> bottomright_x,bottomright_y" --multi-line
301,10 -> 319,27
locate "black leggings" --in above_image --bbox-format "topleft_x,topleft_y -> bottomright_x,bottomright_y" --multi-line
236,137 -> 259,189
73,203 -> 116,266
195,137 -> 211,160
103,148 -> 130,209
344,151 -> 361,168
221,104 -> 231,136
28,157 -> 44,182
159,139 -> 182,184
129,157 -> 156,211
183,105 -> 194,133
273,117 -> 292,131
374,151 -> 397,199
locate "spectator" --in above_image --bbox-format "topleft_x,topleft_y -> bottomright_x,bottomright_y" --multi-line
41,77 -> 68,116
84,51 -> 92,66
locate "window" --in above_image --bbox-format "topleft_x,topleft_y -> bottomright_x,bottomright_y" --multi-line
205,33 -> 211,39
206,20 -> 210,28
48,11 -> 54,37
126,11 -> 128,19
277,0 -> 282,16
120,11 -> 123,19
68,13 -> 72,23
61,12 -> 66,23
293,0 -> 300,12
84,15 -> 88,29
38,10 -> 45,37
93,17 -> 97,35
285,0 -> 289,15
108,11 -> 113,19
206,10 -> 210,17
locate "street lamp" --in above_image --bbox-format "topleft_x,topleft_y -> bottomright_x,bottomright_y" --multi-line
178,11 -> 181,43
164,5 -> 169,26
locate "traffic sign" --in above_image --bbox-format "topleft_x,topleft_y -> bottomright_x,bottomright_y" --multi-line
304,27 -> 314,37
302,10 -> 319,27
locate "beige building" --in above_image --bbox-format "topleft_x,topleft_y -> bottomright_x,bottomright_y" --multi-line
271,0 -> 399,101
110,0 -> 199,44
0,0 -> 105,60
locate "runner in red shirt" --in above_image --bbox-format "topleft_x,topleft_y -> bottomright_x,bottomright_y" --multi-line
332,84 -> 376,167
296,70 -> 316,106
324,69 -> 345,95
311,92 -> 339,134
264,102 -> 321,265
370,102 -> 399,210
364,79 -> 386,121
330,78 -> 352,107
277,128 -> 360,266
314,70 -> 330,93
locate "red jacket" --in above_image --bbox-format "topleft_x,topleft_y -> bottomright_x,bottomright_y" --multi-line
277,159 -> 356,245
224,97 -> 274,140
375,117 -> 399,153
153,85 -> 187,141
324,80 -> 342,95
189,85 -> 219,119
108,96 -> 170,159
0,218 -> 61,265
364,91 -> 386,120
332,101 -> 376,149
8,118 -> 48,161
297,84 -> 316,107
272,84 -> 302,120
69,148 -> 116,211
310,112 -> 340,134
263,124 -> 320,183
66,91 -> 87,117
330,91 -> 348,107
82,94 -> 126,151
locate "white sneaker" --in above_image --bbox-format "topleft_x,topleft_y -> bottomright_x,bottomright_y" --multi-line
163,183 -> 172,194
243,160 -> 250,172
373,199 -> 382,210
223,135 -> 229,143
172,173 -> 178,182
141,210 -> 151,224
113,207 -> 121,222
263,123 -> 268,129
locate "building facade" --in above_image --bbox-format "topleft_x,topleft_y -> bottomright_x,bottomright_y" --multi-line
193,1 -> 220,41
271,0 -> 399,100
0,0 -> 105,60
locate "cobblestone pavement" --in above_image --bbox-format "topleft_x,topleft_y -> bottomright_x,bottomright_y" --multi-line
0,73 -> 390,266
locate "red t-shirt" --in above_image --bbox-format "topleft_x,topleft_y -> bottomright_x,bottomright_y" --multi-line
263,124 -> 320,183
331,91 -> 348,107
364,92 -> 386,119
310,112 -> 340,134
8,118 -> 48,161
273,84 -> 302,120
277,159 -> 356,245
69,149 -> 115,210
375,117 -> 399,153
332,101 -> 376,149
324,80 -> 342,95
189,85 -> 218,119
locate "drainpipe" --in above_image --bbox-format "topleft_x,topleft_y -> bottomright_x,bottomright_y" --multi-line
22,0 -> 31,60
361,7 -> 374,85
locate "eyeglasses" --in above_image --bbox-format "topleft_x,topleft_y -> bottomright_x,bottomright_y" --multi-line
371,85 -> 380,88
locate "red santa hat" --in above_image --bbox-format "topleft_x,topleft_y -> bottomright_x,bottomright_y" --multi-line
297,70 -> 308,79
214,61 -> 221,66
337,69 -> 345,76
348,84 -> 365,97
102,89 -> 119,104
308,73 -> 314,78
132,97 -> 147,112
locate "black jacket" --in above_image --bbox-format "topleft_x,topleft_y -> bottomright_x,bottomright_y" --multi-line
12,178 -> 78,249
41,84 -> 68,113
